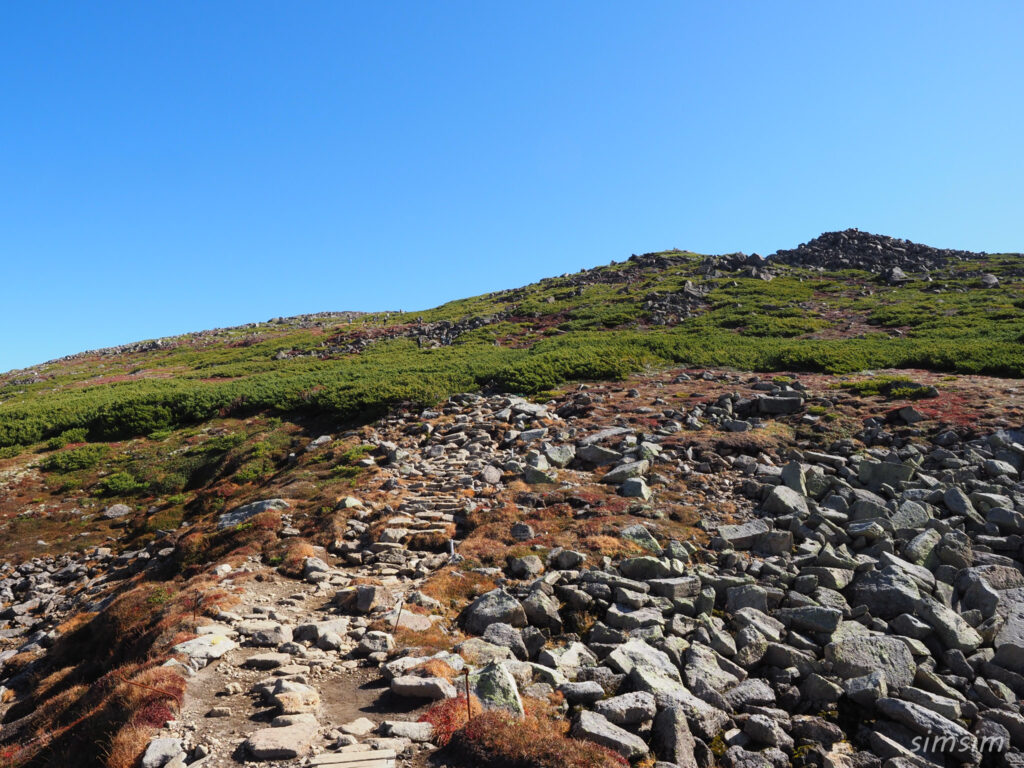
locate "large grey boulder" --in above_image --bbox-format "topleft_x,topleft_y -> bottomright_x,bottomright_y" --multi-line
763,485 -> 809,517
482,623 -> 528,660
717,520 -> 770,550
684,643 -> 739,697
544,444 -> 576,467
594,691 -> 657,726
917,596 -> 983,653
621,477 -> 652,499
218,498 -> 289,529
944,487 -> 983,523
571,710 -> 649,761
470,661 -> 524,715
559,680 -> 605,705
757,396 -> 803,414
656,689 -> 730,742
521,589 -> 562,630
602,460 -> 650,485
653,705 -> 699,768
891,500 -> 933,530
390,675 -> 457,700
847,566 -> 921,620
172,634 -> 237,670
102,503 -> 133,520
245,722 -> 318,760
619,556 -> 672,580
875,697 -> 978,762
141,739 -> 185,768
238,620 -> 293,647
462,588 -> 527,635
578,444 -> 623,465
621,524 -> 662,553
607,638 -> 681,683
859,460 -> 915,488
825,636 -> 916,688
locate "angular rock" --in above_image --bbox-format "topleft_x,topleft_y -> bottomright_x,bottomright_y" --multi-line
572,710 -> 649,761
462,588 -> 527,635
825,636 -> 915,688
390,675 -> 457,700
173,634 -> 236,670
218,498 -> 289,530
763,486 -> 809,517
245,722 -> 318,760
471,661 -> 524,715
594,691 -> 658,726
653,705 -> 699,768
718,520 -> 770,550
602,460 -> 650,485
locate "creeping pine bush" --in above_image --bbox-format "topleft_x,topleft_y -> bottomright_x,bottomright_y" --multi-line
840,375 -> 939,399
95,471 -> 146,497
41,444 -> 109,472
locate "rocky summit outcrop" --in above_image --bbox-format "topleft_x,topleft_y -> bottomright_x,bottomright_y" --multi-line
769,228 -> 986,275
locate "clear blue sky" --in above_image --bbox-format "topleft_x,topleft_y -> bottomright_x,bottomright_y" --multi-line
2,2 -> 1022,373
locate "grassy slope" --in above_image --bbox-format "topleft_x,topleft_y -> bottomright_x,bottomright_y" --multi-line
1,249 -> 1022,453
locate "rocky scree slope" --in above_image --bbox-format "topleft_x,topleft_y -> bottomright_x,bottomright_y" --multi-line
4,369 -> 1024,768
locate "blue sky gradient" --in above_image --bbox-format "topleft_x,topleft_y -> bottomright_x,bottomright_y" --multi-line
2,2 -> 1022,371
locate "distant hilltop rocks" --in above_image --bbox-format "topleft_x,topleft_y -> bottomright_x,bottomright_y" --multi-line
768,228 -> 985,274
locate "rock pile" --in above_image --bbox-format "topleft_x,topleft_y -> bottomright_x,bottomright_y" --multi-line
0,537 -> 179,693
770,229 -> 984,276
434,423 -> 1024,767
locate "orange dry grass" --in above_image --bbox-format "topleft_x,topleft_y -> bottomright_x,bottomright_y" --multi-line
30,682 -> 87,731
276,538 -> 317,578
580,534 -> 643,559
2,651 -> 37,677
409,658 -> 458,681
419,694 -> 483,746
113,666 -> 186,715
394,623 -> 459,655
450,706 -> 628,768
34,665 -> 76,700
55,611 -> 97,636
459,536 -> 513,566
406,527 -> 456,551
105,723 -> 154,768
421,568 -> 497,611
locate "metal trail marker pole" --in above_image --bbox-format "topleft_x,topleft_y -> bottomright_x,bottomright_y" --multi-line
392,598 -> 405,632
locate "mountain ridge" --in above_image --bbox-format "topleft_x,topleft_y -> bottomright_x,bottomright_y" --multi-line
4,229 -> 1019,379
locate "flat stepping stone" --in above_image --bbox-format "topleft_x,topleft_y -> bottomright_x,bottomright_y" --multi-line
244,653 -> 292,670
245,722 -> 318,760
310,750 -> 396,767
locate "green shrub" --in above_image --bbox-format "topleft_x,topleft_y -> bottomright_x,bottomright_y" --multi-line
45,427 -> 90,450
840,376 -> 939,399
42,445 -> 109,473
95,471 -> 146,497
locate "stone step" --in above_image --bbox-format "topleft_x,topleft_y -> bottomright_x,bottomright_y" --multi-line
310,749 -> 397,767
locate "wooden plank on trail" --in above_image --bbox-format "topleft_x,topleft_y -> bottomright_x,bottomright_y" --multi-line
309,749 -> 397,768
